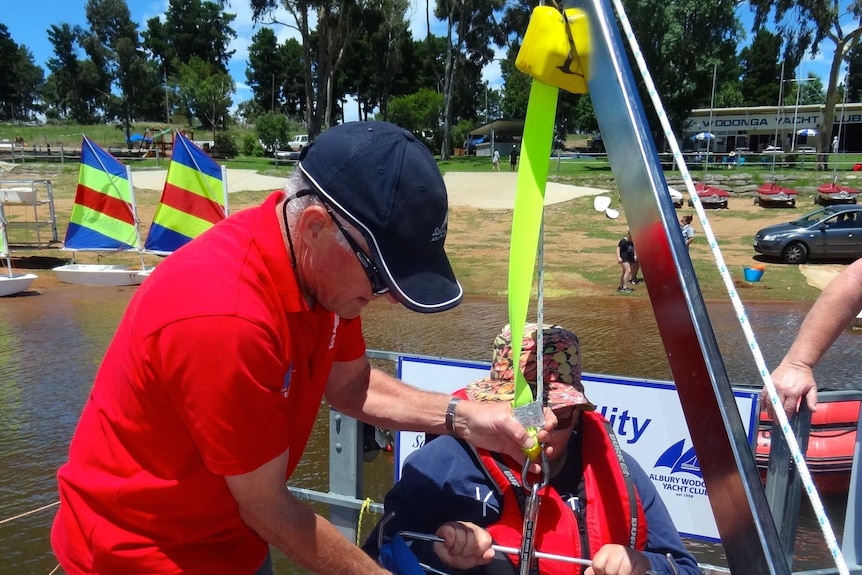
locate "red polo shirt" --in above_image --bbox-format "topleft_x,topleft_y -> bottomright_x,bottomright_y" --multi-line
52,192 -> 365,575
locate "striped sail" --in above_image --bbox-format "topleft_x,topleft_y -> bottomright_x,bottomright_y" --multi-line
65,136 -> 140,251
144,131 -> 227,255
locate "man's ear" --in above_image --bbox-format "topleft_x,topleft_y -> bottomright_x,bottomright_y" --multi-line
297,204 -> 330,242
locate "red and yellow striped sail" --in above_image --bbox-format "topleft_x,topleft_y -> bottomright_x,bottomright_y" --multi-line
144,131 -> 227,255
64,136 -> 139,251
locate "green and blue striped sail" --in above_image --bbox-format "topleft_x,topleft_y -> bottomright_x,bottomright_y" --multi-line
144,131 -> 227,255
65,136 -> 139,251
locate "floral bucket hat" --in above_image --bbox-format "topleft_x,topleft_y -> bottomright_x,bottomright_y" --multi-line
465,323 -> 595,411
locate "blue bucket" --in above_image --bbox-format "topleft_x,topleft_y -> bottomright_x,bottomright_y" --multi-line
743,267 -> 764,282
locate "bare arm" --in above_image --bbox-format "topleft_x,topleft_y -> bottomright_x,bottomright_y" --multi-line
225,449 -> 391,575
325,357 -> 554,465
768,258 -> 862,418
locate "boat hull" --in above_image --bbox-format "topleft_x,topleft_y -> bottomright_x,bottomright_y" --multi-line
816,183 -> 859,205
756,184 -> 797,207
0,273 -> 37,296
53,264 -> 147,287
755,401 -> 859,496
690,183 -> 730,208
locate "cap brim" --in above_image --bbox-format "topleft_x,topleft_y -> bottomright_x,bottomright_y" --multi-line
371,238 -> 463,313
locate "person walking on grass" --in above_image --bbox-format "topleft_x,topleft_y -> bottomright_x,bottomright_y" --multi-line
509,146 -> 519,171
617,230 -> 636,293
492,149 -> 500,171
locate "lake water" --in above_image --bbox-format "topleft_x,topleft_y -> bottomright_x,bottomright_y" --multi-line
1,284 -> 858,573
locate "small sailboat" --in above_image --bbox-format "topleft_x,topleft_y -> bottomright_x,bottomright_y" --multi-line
758,63 -> 799,208
141,130 -> 228,261
53,136 -> 148,286
816,80 -> 859,206
0,202 -> 37,296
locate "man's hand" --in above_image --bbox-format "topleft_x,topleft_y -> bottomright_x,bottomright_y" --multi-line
454,401 -> 557,473
587,544 -> 651,575
765,360 -> 818,420
433,521 -> 494,570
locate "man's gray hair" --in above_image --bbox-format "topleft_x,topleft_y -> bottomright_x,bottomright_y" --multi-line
283,169 -> 351,250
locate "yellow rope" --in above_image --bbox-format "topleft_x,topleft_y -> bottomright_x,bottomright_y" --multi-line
355,497 -> 373,545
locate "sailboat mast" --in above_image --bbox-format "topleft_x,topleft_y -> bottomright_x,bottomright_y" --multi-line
1,203 -> 13,278
125,165 -> 146,271
771,61 -> 786,173
704,63 -> 717,178
833,66 -> 849,182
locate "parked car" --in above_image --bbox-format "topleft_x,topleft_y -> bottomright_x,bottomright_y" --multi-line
753,205 -> 862,264
288,134 -> 309,151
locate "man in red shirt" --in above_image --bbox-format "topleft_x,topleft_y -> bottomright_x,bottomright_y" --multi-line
51,121 -> 554,575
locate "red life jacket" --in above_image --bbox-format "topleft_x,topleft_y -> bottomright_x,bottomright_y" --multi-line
474,410 -> 648,575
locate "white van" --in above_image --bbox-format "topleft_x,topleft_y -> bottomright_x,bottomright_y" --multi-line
289,134 -> 309,151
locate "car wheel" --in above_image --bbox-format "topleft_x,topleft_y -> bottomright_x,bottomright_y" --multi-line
789,199 -> 796,208
753,197 -> 759,205
813,196 -> 820,205
782,242 -> 809,264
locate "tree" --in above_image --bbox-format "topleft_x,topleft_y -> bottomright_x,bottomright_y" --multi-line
246,28 -> 284,114
738,29 -> 783,107
435,0 -> 507,159
251,0 -> 366,138
174,56 -> 235,138
84,0 -> 164,127
143,0 -> 237,77
748,0 -> 862,157
255,111 -> 291,154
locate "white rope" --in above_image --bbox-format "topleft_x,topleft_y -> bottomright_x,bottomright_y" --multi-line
608,1 -> 849,573
537,221 -> 545,407
0,501 -> 59,525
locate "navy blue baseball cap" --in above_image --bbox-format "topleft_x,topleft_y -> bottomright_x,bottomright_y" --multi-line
298,121 -> 463,313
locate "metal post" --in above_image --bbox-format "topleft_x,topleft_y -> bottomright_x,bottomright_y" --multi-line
329,409 -> 363,542
572,0 -> 789,572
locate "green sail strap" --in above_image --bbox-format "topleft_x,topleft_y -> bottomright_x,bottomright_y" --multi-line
508,79 -> 559,410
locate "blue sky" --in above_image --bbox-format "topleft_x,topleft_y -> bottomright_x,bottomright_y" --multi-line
0,1 -> 842,121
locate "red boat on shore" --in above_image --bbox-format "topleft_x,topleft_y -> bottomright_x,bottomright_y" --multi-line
756,400 -> 859,496
756,182 -> 798,207
816,182 -> 859,205
690,182 -> 730,209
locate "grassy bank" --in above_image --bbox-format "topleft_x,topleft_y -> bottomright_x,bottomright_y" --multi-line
1,158 -> 843,303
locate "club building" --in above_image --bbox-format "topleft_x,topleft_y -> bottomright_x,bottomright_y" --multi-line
684,102 -> 862,153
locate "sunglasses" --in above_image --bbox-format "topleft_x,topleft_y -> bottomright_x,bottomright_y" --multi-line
296,190 -> 389,297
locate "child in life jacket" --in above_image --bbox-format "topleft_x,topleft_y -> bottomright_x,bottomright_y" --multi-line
365,323 -> 699,575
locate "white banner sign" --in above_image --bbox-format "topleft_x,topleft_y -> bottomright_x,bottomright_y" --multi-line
396,356 -> 760,542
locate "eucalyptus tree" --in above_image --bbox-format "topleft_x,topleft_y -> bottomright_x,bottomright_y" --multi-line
251,0 -> 370,137
338,0 -> 412,121
749,0 -> 862,155
435,0 -> 507,159
83,0 -> 163,126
